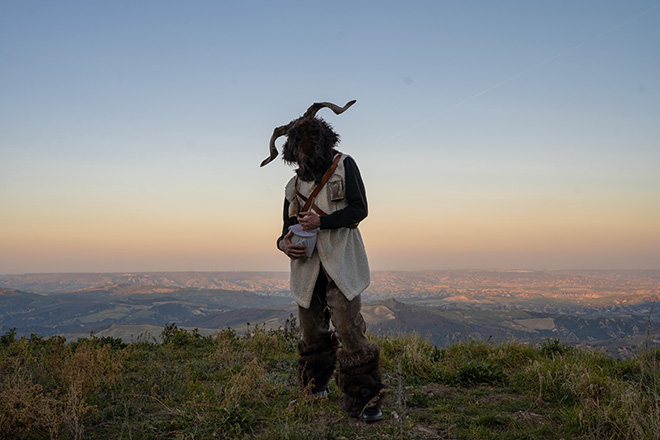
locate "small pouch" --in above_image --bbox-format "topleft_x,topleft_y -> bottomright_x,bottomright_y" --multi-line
327,178 -> 345,202
288,198 -> 300,218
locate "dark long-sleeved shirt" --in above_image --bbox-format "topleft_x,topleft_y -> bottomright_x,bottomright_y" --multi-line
277,155 -> 368,248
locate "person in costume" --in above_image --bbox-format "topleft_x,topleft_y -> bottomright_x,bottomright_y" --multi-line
260,100 -> 384,423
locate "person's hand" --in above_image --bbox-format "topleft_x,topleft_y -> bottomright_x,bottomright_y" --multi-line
298,211 -> 321,231
279,231 -> 307,260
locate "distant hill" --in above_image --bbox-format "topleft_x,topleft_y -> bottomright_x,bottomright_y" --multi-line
50,298 -> 658,357
0,271 -> 291,295
0,284 -> 292,340
364,299 -> 653,357
2,270 -> 658,313
1,270 -> 659,356
56,294 -> 652,358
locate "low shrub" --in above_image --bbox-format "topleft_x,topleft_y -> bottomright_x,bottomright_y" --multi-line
454,361 -> 507,386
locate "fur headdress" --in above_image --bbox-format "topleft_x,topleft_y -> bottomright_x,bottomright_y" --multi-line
260,100 -> 356,183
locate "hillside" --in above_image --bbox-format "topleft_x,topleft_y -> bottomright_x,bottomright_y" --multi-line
0,272 -> 291,294
186,299 -> 656,358
2,270 -> 659,316
0,284 -> 291,341
2,270 -> 659,358
367,299 -> 656,358
1,324 -> 658,440
2,283 -> 657,357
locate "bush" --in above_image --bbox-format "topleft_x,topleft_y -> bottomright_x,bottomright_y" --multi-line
0,328 -> 16,346
539,338 -> 574,357
454,361 -> 506,386
70,335 -> 127,352
160,323 -> 211,347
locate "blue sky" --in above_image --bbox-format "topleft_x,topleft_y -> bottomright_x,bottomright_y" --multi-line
1,1 -> 659,273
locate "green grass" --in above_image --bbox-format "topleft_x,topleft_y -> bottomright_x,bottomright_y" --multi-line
1,324 -> 659,440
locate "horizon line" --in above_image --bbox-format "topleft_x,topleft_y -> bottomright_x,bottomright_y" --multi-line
2,268 -> 659,276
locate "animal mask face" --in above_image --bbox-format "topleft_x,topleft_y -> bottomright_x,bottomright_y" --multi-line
260,100 -> 356,168
281,117 -> 340,183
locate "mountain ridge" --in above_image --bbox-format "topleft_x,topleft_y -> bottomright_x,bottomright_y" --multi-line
2,270 -> 659,358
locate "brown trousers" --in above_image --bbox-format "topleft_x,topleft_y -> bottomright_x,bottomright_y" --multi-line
296,266 -> 385,416
297,266 -> 369,352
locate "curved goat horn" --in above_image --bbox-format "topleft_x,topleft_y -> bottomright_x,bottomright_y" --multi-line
303,99 -> 357,119
260,124 -> 288,167
260,100 -> 357,167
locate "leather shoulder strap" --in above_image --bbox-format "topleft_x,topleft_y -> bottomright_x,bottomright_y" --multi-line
301,153 -> 342,213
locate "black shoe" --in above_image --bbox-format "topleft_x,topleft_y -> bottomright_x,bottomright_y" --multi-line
362,407 -> 383,423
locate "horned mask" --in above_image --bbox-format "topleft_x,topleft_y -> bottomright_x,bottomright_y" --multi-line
260,100 -> 357,169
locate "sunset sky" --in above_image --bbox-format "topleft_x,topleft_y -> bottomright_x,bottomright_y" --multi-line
2,1 -> 659,274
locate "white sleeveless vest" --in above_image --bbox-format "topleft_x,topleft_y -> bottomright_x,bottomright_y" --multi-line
284,154 -> 370,308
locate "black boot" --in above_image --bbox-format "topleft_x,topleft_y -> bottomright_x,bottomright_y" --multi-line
297,332 -> 338,395
336,342 -> 385,421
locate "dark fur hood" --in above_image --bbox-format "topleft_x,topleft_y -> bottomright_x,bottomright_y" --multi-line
281,117 -> 340,184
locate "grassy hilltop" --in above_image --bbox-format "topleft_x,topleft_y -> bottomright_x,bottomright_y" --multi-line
1,320 -> 659,440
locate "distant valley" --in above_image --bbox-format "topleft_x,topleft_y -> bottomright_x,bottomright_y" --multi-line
1,270 -> 659,358
0,283 -> 291,342
1,269 -> 658,314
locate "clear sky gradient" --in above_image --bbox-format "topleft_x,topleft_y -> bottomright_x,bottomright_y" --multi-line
2,1 -> 659,273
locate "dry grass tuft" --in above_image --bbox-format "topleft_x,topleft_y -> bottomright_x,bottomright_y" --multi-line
523,348 -> 660,439
0,367 -> 62,440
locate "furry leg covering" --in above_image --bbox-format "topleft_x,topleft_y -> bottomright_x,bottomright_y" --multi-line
336,342 -> 385,418
297,332 -> 339,393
